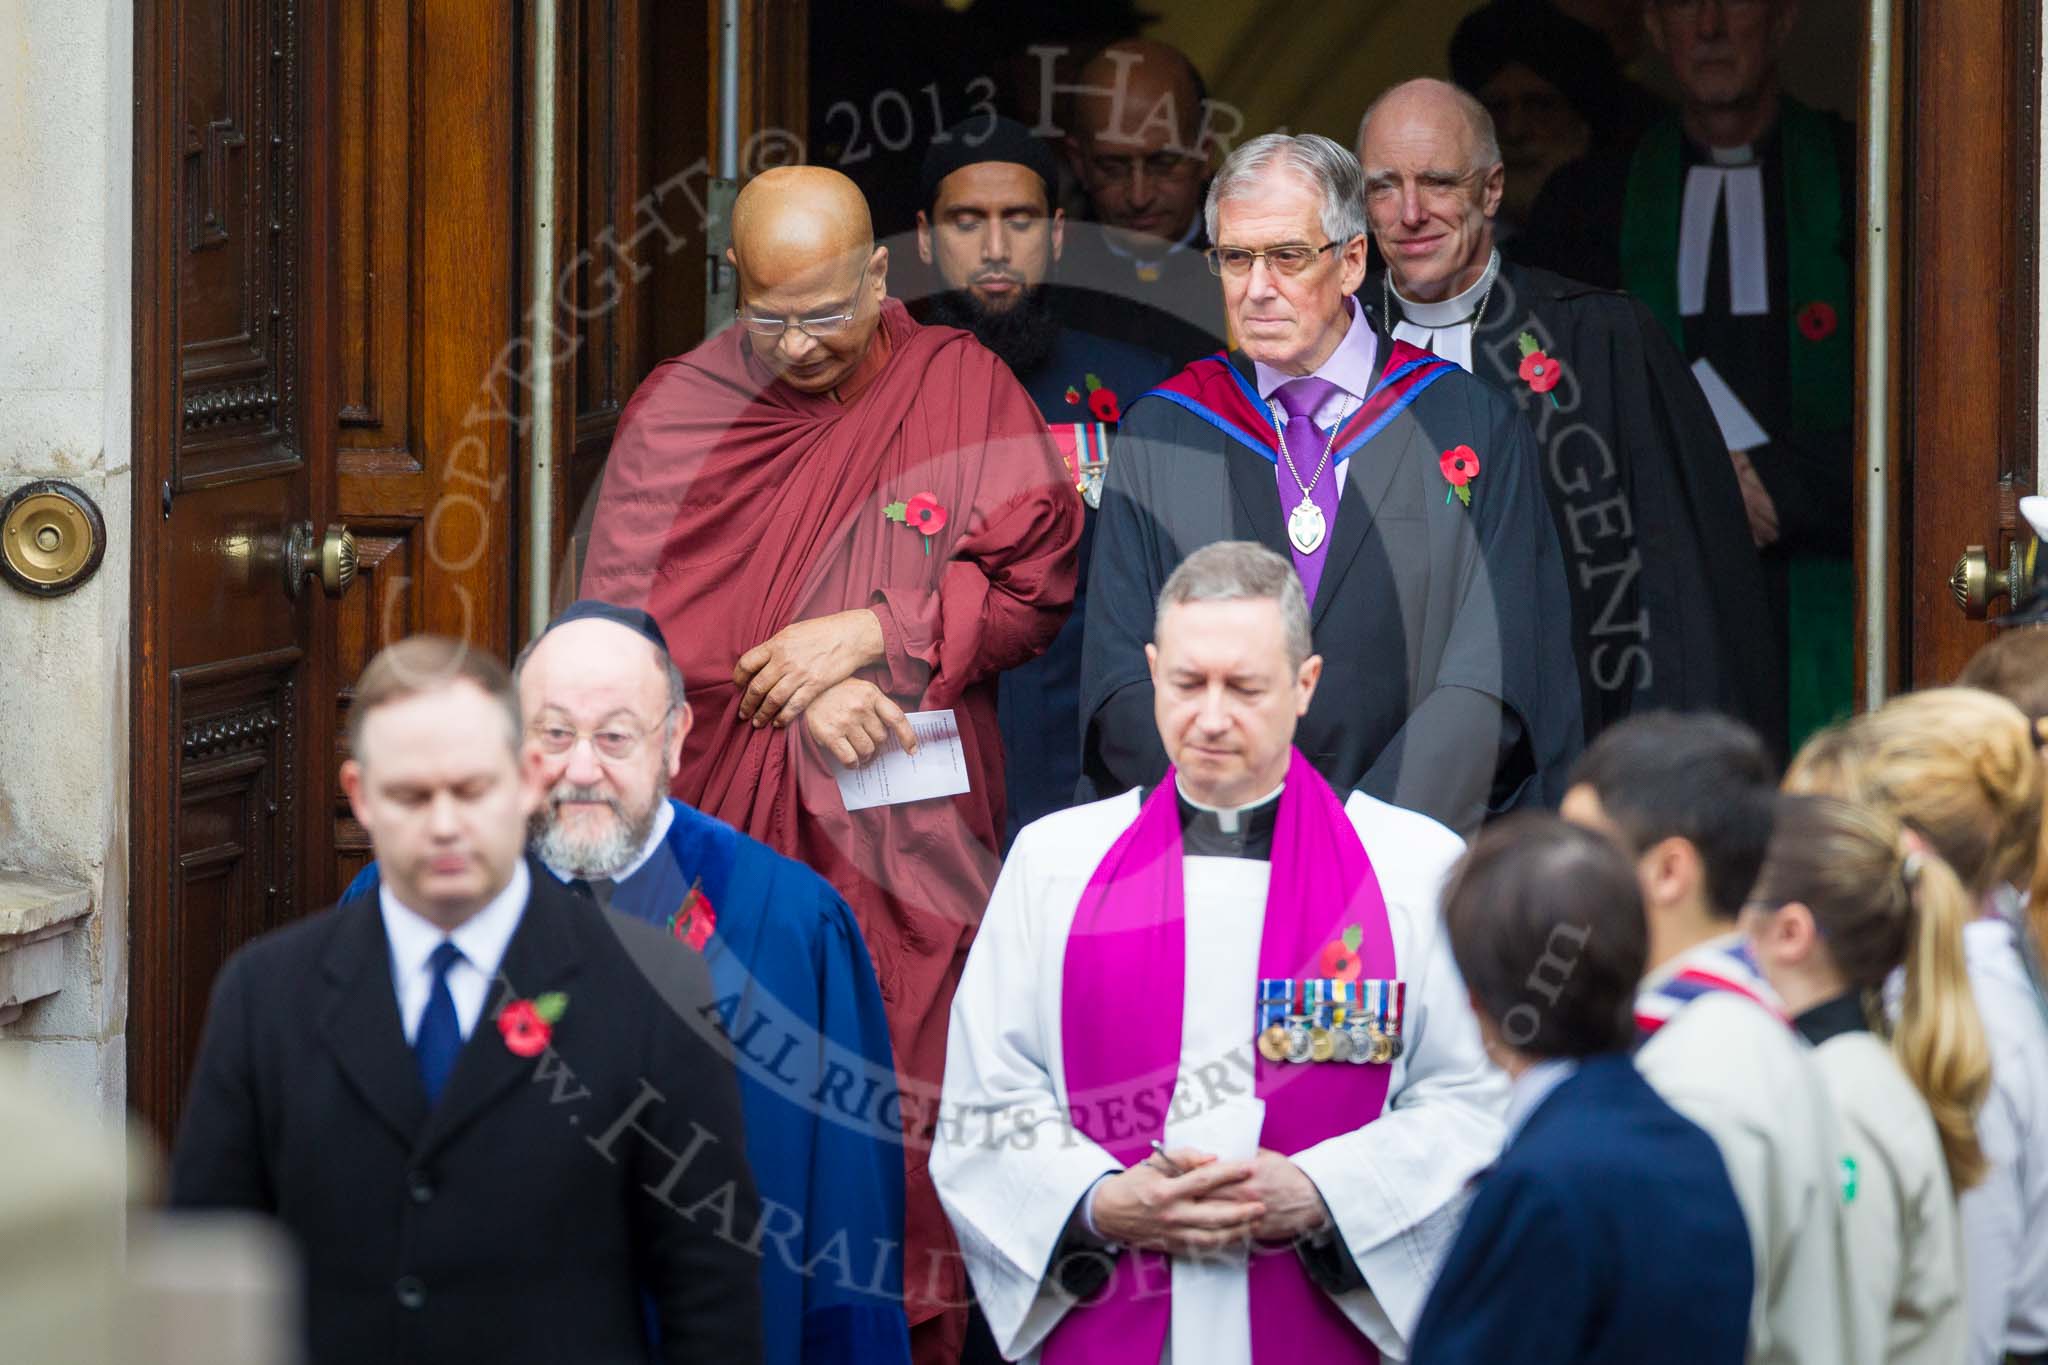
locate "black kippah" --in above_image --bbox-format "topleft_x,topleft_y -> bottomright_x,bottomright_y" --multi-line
543,598 -> 669,658
918,116 -> 1062,214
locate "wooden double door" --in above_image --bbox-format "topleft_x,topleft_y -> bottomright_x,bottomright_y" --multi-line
127,0 -> 2038,1143
129,0 -> 711,1140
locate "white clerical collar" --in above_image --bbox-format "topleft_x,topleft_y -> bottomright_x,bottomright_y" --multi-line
541,797 -> 675,885
1708,143 -> 1757,166
1390,247 -> 1499,327
379,860 -> 530,984
1173,776 -> 1285,835
1101,212 -> 1202,268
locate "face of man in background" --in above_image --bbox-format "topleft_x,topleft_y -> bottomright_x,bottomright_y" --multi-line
1645,0 -> 1797,115
1360,83 -> 1505,303
343,682 -> 543,924
1065,41 -> 1211,250
517,620 -> 686,880
917,161 -> 1068,374
918,161 -> 1064,309
1147,596 -> 1321,809
1477,63 -> 1589,227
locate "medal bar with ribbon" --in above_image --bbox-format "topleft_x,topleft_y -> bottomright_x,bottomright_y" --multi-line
1256,977 -> 1296,1063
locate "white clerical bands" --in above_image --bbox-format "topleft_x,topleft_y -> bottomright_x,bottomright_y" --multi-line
1679,162 -> 1769,319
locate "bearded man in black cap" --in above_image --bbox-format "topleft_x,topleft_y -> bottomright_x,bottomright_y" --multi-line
1358,78 -> 1781,751
916,117 -> 1170,839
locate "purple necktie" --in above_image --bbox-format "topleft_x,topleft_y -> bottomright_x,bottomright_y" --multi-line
1273,376 -> 1343,603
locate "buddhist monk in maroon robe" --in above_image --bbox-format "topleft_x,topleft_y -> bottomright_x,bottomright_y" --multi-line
582,165 -> 1081,1363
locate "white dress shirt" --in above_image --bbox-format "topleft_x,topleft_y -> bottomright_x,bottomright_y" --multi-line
1501,1056 -> 1578,1144
1251,295 -> 1381,494
380,861 -> 531,1044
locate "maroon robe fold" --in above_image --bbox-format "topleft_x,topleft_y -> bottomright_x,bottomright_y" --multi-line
583,298 -> 1081,1343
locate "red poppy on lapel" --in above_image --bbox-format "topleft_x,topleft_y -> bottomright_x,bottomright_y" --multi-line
497,992 -> 568,1058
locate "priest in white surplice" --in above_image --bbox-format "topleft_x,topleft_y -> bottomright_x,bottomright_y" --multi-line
933,541 -> 1506,1364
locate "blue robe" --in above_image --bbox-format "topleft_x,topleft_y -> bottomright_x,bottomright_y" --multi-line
343,798 -> 909,1365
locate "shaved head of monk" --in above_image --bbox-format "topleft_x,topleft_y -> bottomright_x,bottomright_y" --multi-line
728,166 -> 890,395
1065,39 -> 1212,246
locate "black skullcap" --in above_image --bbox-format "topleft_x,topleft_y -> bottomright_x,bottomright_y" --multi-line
542,599 -> 669,658
918,117 -> 1062,215
1449,0 -> 1633,131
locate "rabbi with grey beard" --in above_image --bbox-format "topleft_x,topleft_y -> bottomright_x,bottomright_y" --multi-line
337,599 -> 911,1365
915,116 -> 1173,841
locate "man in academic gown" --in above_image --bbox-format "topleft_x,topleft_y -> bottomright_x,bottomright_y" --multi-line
340,602 -> 909,1365
580,166 -> 1081,1364
934,541 -> 1504,1364
1051,39 -> 1229,369
1519,0 -> 1855,751
1081,133 -> 1581,836
1359,78 -> 1779,749
174,638 -> 761,1364
914,119 -> 1171,842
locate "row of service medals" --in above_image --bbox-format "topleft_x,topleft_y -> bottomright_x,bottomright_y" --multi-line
1257,978 -> 1406,1066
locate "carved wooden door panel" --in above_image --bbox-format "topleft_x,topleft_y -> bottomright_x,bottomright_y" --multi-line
327,1 -> 518,896
131,0 -> 342,1140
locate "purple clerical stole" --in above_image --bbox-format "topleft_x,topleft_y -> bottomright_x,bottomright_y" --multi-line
1047,749 -> 1396,1364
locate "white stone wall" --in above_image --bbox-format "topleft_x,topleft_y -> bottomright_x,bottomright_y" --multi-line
0,0 -> 134,1121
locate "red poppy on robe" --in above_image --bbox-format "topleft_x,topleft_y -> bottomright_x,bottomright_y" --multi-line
1798,301 -> 1838,342
1517,349 -> 1561,393
903,491 -> 948,536
1088,386 -> 1121,423
670,885 -> 717,952
1441,446 -> 1480,486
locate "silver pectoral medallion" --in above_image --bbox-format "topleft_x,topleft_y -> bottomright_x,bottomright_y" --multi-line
1288,498 -> 1327,554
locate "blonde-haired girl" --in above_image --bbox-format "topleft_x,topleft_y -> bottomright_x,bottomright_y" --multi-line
1785,688 -> 2048,1364
1745,793 -> 1989,1364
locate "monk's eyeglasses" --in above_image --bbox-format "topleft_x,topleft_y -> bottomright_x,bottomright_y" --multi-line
1203,240 -> 1347,278
736,260 -> 871,338
528,707 -> 676,762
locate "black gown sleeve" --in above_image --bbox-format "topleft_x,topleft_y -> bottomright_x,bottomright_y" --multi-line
1078,401 -> 1176,798
1628,297 -> 1788,735
1359,398 -> 1582,828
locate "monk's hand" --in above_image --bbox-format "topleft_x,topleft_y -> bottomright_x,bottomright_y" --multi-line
1234,1148 -> 1332,1243
1090,1151 -> 1264,1255
1727,449 -> 1780,548
804,679 -> 918,767
734,608 -> 887,727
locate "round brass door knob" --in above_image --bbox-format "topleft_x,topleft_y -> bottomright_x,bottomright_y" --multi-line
284,522 -> 358,599
1951,542 -> 2022,620
0,480 -> 107,597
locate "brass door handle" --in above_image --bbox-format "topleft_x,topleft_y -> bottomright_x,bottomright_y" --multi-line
284,522 -> 358,599
1950,541 -> 2024,620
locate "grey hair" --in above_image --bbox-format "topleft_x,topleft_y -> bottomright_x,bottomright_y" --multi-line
1204,133 -> 1370,245
1156,541 -> 1313,669
513,626 -> 689,720
1355,78 -> 1502,172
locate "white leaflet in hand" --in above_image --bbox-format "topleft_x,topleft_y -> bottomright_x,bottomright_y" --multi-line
1691,357 -> 1772,452
832,708 -> 971,811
